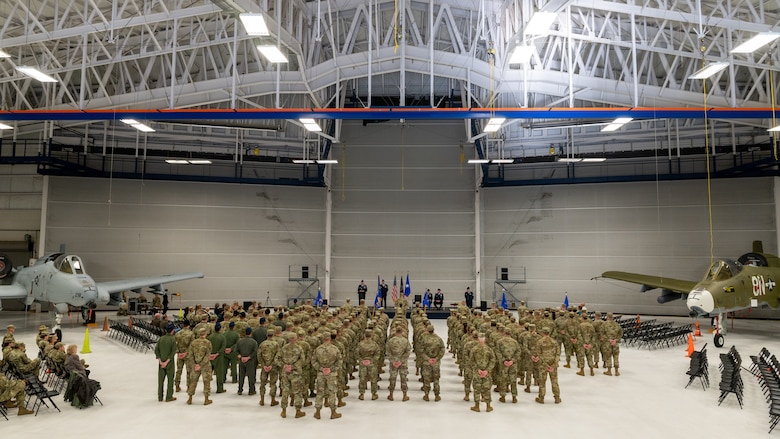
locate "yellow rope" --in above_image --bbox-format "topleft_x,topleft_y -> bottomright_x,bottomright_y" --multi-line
772,68 -> 778,160
393,0 -> 399,54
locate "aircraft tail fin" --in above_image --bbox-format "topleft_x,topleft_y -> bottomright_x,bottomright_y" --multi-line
754,240 -> 764,253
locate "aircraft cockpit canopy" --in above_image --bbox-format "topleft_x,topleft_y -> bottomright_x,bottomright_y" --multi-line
54,254 -> 85,275
703,259 -> 742,282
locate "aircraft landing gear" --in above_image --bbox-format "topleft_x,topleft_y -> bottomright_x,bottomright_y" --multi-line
713,312 -> 726,348
714,333 -> 724,348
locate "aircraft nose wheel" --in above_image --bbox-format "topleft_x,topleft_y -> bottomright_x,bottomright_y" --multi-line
714,333 -> 724,348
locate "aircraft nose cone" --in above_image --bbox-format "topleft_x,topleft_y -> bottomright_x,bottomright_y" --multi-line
687,289 -> 715,315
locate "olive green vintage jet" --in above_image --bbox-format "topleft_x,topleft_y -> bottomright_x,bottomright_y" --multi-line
601,241 -> 779,347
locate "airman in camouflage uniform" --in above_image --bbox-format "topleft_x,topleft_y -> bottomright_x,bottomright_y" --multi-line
579,313 -> 597,376
495,327 -> 520,403
469,332 -> 496,412
2,324 -> 15,349
0,374 -> 33,415
602,312 -> 623,376
532,327 -> 561,404
419,323 -> 445,401
6,343 -> 41,377
312,332 -> 342,419
186,328 -> 213,405
522,324 -> 540,393
592,312 -> 605,368
258,327 -> 280,406
385,326 -> 411,401
174,320 -> 194,392
460,330 -> 478,401
356,329 -> 381,400
277,331 -> 306,418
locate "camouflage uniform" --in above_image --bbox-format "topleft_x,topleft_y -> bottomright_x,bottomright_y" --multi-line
257,329 -> 280,406
495,332 -> 520,402
522,325 -> 541,393
277,332 -> 306,418
469,335 -> 496,412
460,332 -> 478,400
0,374 -> 32,415
356,331 -> 381,400
174,324 -> 195,392
532,328 -> 561,404
385,329 -> 411,401
186,329 -> 213,405
602,313 -> 623,376
419,327 -> 445,401
579,315 -> 597,375
312,334 -> 343,419
592,312 -> 606,367
6,344 -> 41,377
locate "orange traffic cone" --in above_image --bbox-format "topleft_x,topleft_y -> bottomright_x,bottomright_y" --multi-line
101,316 -> 109,332
128,315 -> 134,329
694,321 -> 701,337
686,334 -> 695,357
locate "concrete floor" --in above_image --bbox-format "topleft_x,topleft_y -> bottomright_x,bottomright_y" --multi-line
0,310 -> 777,438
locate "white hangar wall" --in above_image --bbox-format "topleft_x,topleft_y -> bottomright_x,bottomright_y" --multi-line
482,177 -> 778,317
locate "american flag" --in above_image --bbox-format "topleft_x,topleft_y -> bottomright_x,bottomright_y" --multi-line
391,275 -> 398,302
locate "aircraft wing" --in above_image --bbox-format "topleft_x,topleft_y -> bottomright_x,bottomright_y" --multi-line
96,272 -> 204,295
601,271 -> 697,295
0,284 -> 27,299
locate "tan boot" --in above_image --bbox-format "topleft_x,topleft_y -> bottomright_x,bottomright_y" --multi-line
512,396 -> 518,403
204,396 -> 212,406
485,402 -> 493,412
554,396 -> 562,404
260,395 -> 265,406
402,392 -> 409,401
576,367 -> 584,376
17,406 -> 34,416
590,368 -> 595,376
604,367 -> 612,376
314,408 -> 321,419
372,393 -> 378,400
337,398 -> 346,407
464,391 -> 470,401
330,408 -> 342,419
388,392 -> 394,401
270,397 -> 279,406
470,402 -> 480,412
304,400 -> 312,407
359,393 -> 364,400
535,396 -> 544,404
564,361 -> 571,368
615,367 -> 620,376
524,386 -> 531,393
175,385 -> 181,393
4,400 -> 17,408
295,409 -> 306,418
434,394 -> 441,402
423,393 -> 429,401
499,395 -> 506,403
186,395 -> 192,405
280,408 -> 287,418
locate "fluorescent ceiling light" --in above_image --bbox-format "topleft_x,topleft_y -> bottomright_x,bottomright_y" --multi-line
188,160 -> 212,165
524,12 -> 557,36
16,66 -> 57,82
689,61 -> 729,79
316,159 -> 338,164
483,117 -> 506,133
581,158 -> 607,162
558,158 -> 582,163
491,159 -> 514,164
239,13 -> 270,36
292,159 -> 316,164
121,119 -> 155,133
468,159 -> 490,164
508,45 -> 535,64
257,45 -> 288,63
601,117 -> 634,132
731,32 -> 780,54
767,125 -> 780,132
299,118 -> 322,132
165,159 -> 190,164
0,122 -> 13,130
0,50 -> 10,58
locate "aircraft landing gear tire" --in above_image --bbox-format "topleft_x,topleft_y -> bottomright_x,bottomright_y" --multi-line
714,333 -> 724,348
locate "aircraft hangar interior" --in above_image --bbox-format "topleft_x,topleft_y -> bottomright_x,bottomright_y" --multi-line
1,0 -> 780,437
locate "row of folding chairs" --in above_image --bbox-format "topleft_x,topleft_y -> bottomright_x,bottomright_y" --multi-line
685,343 -> 709,390
107,320 -> 156,352
750,347 -> 780,433
622,319 -> 659,346
631,321 -> 672,348
639,324 -> 692,350
718,346 -> 743,409
132,319 -> 166,339
1,357 -> 61,417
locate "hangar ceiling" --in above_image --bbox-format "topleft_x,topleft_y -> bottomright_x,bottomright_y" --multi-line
0,0 -> 779,184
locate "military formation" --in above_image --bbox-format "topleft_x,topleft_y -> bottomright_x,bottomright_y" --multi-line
155,296 -> 623,417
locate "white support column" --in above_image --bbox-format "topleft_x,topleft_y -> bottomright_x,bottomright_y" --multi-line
474,166 -> 482,305
324,185 -> 333,304
169,17 -> 177,109
400,0 -> 406,107
37,175 -> 49,259
429,0 -> 434,107
367,0 -> 372,107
